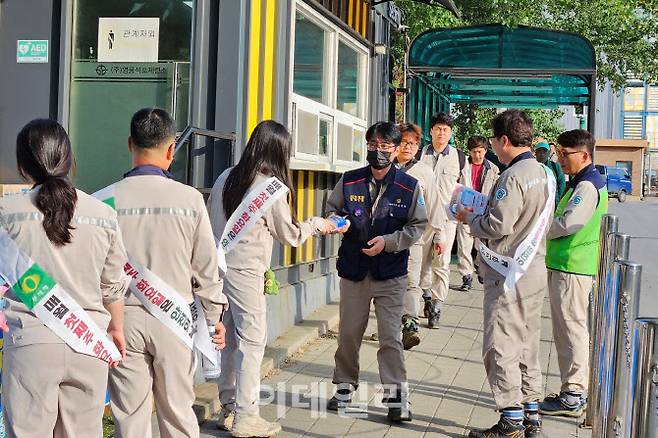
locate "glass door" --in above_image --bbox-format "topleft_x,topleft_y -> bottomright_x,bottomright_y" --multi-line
68,1 -> 193,192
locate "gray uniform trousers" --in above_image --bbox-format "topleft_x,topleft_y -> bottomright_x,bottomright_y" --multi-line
333,274 -> 407,388
403,243 -> 426,319
218,268 -> 268,416
109,306 -> 199,438
423,220 -> 458,302
483,263 -> 546,409
548,269 -> 592,393
2,343 -> 107,438
456,222 -> 475,277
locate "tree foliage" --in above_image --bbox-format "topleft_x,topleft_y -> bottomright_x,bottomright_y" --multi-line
392,0 -> 658,136
393,0 -> 658,90
452,105 -> 565,149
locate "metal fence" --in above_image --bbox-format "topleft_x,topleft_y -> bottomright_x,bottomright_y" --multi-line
586,213 -> 657,437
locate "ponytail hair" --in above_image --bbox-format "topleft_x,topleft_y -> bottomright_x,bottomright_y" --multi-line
16,119 -> 78,247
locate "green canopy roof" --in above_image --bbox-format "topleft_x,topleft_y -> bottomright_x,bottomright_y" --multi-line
408,24 -> 596,110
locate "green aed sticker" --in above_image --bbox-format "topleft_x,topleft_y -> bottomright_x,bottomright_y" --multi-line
12,264 -> 56,309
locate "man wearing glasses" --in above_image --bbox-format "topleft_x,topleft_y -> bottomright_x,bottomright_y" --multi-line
419,112 -> 471,329
540,130 -> 608,417
395,123 -> 445,350
456,110 -> 552,438
325,122 -> 427,422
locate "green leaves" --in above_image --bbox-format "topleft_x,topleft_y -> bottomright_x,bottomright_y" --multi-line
395,0 -> 658,90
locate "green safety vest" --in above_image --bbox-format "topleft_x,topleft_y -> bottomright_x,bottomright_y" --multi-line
546,185 -> 608,276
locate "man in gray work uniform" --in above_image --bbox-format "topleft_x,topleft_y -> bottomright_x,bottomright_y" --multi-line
325,121 -> 427,422
457,110 -> 552,438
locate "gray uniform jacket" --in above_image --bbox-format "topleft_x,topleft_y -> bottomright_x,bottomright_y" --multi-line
112,175 -> 227,322
0,189 -> 129,347
468,153 -> 551,279
547,181 -> 599,240
325,167 -> 428,253
207,168 -> 325,276
397,159 -> 445,245
419,144 -> 471,242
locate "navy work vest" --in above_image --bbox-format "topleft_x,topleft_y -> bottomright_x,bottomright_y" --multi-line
336,166 -> 418,281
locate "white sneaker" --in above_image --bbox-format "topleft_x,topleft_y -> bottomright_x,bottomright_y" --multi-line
216,406 -> 235,431
231,414 -> 282,437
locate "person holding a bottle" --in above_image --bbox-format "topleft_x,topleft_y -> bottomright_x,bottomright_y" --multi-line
207,120 -> 340,437
325,121 -> 428,422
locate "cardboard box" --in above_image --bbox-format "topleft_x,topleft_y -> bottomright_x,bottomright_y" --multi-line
0,184 -> 31,197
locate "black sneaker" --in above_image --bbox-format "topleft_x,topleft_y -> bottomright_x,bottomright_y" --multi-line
422,295 -> 432,318
401,316 -> 421,350
327,386 -> 354,411
382,392 -> 412,422
468,417 -> 525,437
523,418 -> 542,437
460,274 -> 473,291
427,299 -> 441,329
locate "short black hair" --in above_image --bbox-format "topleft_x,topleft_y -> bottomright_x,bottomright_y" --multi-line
429,112 -> 454,130
130,107 -> 176,149
557,129 -> 596,156
366,122 -> 401,146
491,109 -> 533,147
467,135 -> 489,151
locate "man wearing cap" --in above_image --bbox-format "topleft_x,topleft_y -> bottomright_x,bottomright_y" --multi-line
540,129 -> 608,417
534,139 -> 566,207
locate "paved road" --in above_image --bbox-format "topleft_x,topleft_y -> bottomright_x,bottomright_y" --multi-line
198,271 -> 589,438
609,198 -> 658,318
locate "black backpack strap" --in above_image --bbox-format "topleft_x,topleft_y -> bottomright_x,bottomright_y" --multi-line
457,148 -> 466,182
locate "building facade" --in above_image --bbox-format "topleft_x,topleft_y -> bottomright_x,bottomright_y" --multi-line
0,0 -> 402,343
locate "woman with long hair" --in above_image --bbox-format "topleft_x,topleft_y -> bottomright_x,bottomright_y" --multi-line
0,119 -> 129,437
207,120 -> 339,437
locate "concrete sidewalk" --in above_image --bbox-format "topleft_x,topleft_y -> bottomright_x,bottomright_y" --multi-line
194,269 -> 592,438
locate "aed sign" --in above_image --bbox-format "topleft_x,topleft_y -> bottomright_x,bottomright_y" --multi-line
16,40 -> 49,63
97,17 -> 159,63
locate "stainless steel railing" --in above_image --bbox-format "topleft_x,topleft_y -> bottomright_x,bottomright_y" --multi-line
586,215 -> 620,427
629,319 -> 658,437
584,213 -> 653,438
606,260 -> 643,437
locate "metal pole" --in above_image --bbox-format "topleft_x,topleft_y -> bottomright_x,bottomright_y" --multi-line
586,215 -> 620,427
630,319 -> 658,438
592,233 -> 632,437
606,261 -> 642,438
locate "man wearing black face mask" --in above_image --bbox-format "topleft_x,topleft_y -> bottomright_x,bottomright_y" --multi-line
324,122 -> 428,422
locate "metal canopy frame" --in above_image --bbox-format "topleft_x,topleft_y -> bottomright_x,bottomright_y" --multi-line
407,24 -> 597,133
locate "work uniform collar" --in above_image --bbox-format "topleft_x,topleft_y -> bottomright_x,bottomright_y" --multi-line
469,158 -> 490,169
396,158 -> 418,170
567,163 -> 595,189
123,164 -> 173,179
368,164 -> 396,185
505,151 -> 535,171
426,143 -> 451,157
